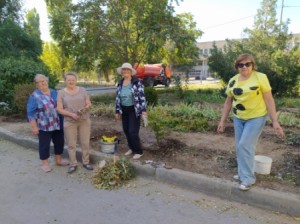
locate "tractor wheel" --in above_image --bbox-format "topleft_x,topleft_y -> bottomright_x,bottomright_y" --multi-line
164,78 -> 171,87
143,77 -> 155,87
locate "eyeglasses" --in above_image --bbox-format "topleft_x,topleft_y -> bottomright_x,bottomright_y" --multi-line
237,62 -> 253,68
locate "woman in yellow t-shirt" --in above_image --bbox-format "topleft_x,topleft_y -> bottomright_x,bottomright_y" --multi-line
217,53 -> 285,191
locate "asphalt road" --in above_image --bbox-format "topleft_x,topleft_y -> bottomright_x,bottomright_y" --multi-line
86,86 -> 117,96
0,139 -> 297,224
84,79 -> 220,96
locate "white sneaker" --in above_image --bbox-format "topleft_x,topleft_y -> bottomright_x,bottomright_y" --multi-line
239,183 -> 251,191
133,154 -> 143,160
233,175 -> 240,181
124,150 -> 132,156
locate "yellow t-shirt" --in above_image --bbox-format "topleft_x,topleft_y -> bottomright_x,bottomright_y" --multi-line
225,71 -> 271,120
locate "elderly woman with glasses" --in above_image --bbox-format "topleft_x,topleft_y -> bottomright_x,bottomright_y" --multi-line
27,74 -> 69,173
115,63 -> 147,160
217,53 -> 284,191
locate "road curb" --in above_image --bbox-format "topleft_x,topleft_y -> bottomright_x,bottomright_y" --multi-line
0,127 -> 299,216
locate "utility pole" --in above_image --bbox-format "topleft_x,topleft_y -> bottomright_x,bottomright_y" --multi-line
280,0 -> 284,31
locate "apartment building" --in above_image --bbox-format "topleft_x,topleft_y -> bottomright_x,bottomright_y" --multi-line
186,33 -> 300,79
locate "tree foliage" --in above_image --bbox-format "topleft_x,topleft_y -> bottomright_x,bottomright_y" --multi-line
0,1 -> 57,114
24,8 -> 43,57
0,57 -> 55,110
208,0 -> 300,97
0,2 -> 42,60
0,0 -> 21,24
40,42 -> 74,79
46,0 -> 202,73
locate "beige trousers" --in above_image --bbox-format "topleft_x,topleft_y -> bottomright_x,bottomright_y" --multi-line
64,119 -> 91,166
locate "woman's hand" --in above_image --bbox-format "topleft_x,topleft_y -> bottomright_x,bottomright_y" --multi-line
217,120 -> 226,133
32,126 -> 39,136
71,113 -> 80,121
272,121 -> 285,139
85,102 -> 91,109
115,113 -> 121,121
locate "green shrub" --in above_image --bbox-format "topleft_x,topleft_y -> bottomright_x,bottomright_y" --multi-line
148,104 -> 209,140
0,57 -> 57,111
285,131 -> 300,146
90,103 -> 115,118
91,93 -> 115,104
276,97 -> 300,108
183,91 -> 198,105
14,83 -> 36,116
0,102 -> 12,115
144,87 -> 158,106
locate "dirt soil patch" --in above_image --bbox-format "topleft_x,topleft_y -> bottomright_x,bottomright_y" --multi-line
1,115 -> 299,195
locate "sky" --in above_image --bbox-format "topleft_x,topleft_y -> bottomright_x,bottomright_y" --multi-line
23,0 -> 300,42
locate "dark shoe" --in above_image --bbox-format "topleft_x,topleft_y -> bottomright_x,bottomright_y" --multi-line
83,164 -> 93,170
67,166 -> 77,174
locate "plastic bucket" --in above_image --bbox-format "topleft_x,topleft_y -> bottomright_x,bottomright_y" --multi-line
254,155 -> 272,175
100,140 -> 117,154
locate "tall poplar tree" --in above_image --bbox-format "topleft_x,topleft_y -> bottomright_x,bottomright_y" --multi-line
24,8 -> 43,57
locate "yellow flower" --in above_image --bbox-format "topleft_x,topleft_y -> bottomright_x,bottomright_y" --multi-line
101,135 -> 117,142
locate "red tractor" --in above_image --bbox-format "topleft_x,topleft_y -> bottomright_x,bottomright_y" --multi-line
134,63 -> 172,87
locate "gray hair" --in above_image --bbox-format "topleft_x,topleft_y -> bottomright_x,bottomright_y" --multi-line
34,74 -> 49,82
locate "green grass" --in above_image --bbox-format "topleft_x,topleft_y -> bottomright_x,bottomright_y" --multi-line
276,97 -> 300,108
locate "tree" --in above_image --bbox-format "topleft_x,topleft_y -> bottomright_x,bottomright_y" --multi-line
208,0 -> 300,96
0,0 -> 21,24
208,42 -> 238,84
0,0 -> 58,114
0,5 -> 43,59
40,42 -> 74,79
46,0 -> 202,73
24,8 -> 43,57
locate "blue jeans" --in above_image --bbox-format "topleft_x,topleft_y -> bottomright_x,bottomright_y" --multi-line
233,115 -> 266,185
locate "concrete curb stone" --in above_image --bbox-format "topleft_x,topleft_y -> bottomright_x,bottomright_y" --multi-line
0,127 -> 299,217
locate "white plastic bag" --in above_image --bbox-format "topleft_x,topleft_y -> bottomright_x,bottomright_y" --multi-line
142,114 -> 148,127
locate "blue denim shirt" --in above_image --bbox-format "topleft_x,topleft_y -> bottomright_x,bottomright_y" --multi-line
116,76 -> 146,117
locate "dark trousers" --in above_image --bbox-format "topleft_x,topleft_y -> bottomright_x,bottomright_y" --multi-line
38,129 -> 65,160
121,106 -> 142,154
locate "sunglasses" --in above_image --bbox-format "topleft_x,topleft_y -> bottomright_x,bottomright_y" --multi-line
237,62 -> 253,68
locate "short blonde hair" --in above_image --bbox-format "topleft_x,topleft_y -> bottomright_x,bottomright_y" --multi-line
64,71 -> 78,81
